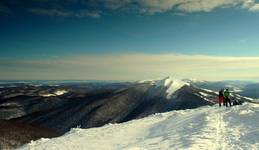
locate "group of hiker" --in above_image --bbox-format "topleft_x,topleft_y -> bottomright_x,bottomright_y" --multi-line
218,88 -> 243,107
218,89 -> 231,107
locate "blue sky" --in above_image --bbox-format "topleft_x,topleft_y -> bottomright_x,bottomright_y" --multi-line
1,0 -> 259,80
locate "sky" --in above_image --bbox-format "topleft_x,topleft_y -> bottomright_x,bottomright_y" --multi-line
1,0 -> 259,81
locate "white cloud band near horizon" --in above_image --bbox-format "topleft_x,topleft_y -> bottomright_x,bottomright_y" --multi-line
1,54 -> 259,81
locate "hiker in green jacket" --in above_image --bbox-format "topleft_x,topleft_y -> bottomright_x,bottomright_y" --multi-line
224,89 -> 231,107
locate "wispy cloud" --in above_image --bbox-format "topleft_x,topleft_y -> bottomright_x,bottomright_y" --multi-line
1,54 -> 259,81
100,0 -> 257,14
137,0 -> 240,14
176,0 -> 240,13
3,0 -> 259,18
238,39 -> 248,43
29,8 -> 101,18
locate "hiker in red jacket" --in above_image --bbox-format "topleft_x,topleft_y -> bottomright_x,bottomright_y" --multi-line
218,89 -> 224,107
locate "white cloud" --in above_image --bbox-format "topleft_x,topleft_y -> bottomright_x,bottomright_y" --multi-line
176,0 -> 240,13
138,0 -> 241,14
1,54 -> 259,81
101,0 -> 259,14
243,0 -> 259,12
100,0 -> 244,14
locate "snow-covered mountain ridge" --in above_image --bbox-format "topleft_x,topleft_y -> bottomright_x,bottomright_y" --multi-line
19,103 -> 259,150
0,77 -> 216,135
139,77 -> 190,99
1,77 -> 258,149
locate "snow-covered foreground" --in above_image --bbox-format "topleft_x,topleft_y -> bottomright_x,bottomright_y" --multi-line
19,103 -> 259,150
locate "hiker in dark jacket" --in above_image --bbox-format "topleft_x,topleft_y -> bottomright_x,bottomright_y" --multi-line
218,89 -> 224,107
224,89 -> 231,107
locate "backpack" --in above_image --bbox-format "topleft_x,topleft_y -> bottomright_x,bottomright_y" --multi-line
219,89 -> 224,97
224,90 -> 230,99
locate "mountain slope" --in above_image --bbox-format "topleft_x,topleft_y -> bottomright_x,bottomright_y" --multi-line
0,120 -> 61,149
19,103 -> 259,150
1,77 -> 218,133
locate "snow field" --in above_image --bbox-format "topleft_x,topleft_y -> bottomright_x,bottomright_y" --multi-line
19,103 -> 259,150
